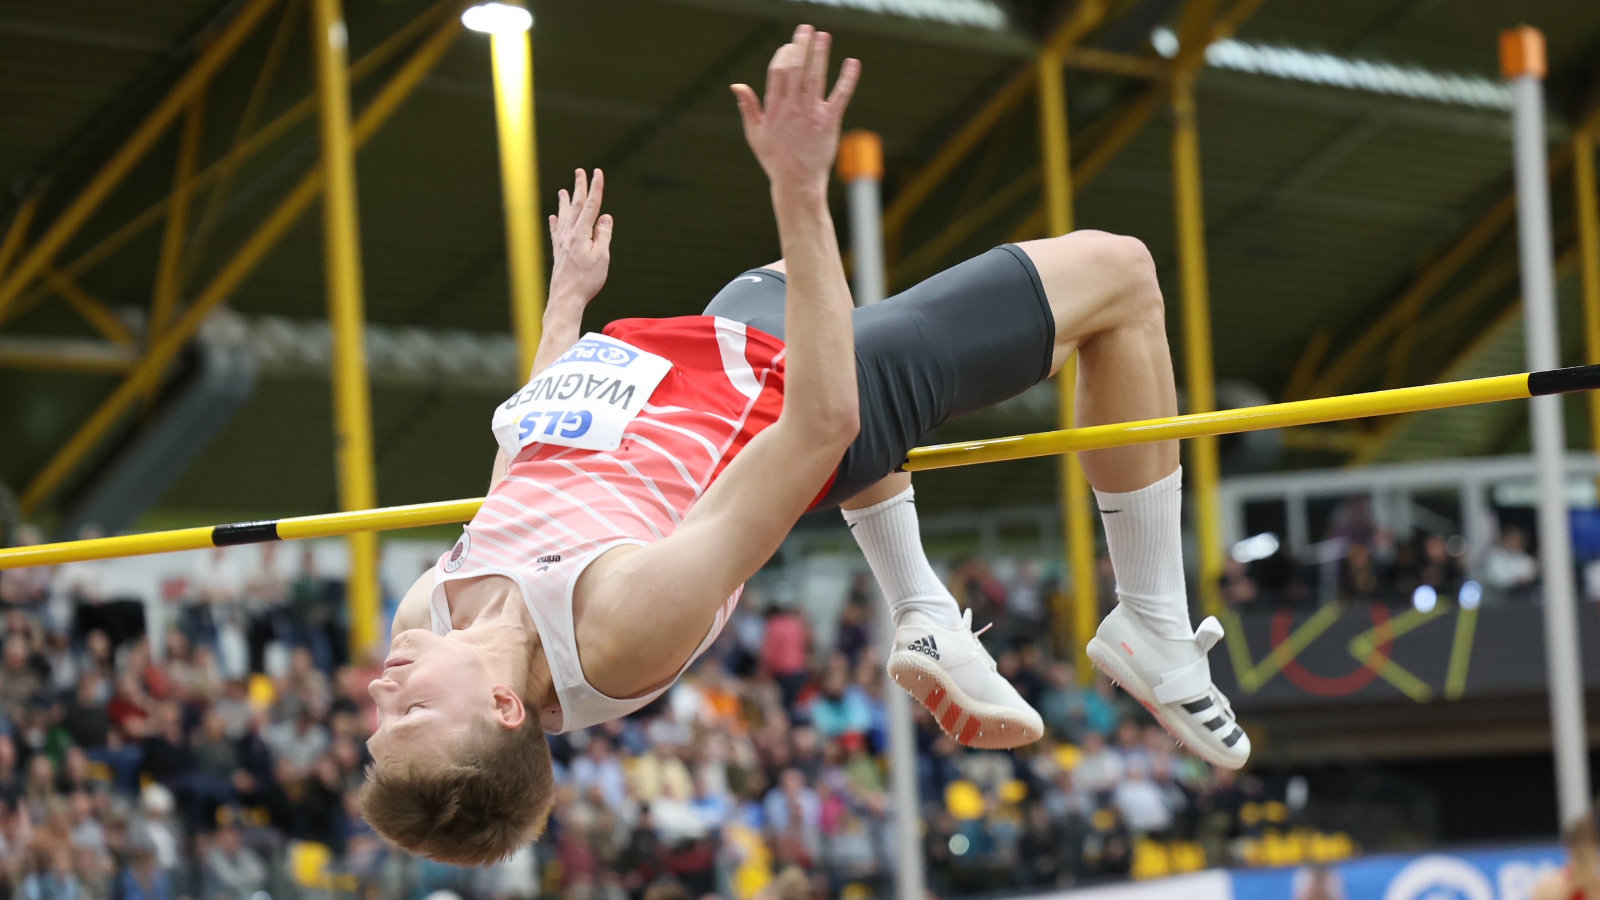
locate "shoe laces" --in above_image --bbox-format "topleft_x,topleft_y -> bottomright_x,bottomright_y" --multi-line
962,609 -> 998,670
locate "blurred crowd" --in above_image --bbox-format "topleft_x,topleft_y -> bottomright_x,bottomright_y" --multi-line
0,527 -> 1321,900
1218,498 -> 1562,609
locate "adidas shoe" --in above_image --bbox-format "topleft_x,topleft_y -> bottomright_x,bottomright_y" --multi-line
1085,603 -> 1250,770
886,609 -> 1044,751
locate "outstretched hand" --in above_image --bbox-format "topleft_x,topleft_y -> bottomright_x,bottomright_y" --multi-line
730,25 -> 861,192
548,168 -> 613,307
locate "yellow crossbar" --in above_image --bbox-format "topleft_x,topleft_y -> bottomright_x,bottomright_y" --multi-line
4,365 -> 1597,571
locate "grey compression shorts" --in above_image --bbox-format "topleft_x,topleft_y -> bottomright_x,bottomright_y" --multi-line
702,244 -> 1056,508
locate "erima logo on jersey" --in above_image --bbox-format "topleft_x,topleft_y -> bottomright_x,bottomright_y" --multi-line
736,275 -> 762,284
907,635 -> 939,661
536,554 -> 561,564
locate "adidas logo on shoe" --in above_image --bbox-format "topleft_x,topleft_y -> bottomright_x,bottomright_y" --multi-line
907,635 -> 940,661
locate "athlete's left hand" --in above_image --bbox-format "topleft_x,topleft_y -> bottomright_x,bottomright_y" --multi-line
548,168 -> 613,307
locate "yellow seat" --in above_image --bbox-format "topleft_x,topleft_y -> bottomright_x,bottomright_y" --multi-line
1240,801 -> 1262,828
1171,841 -> 1207,872
945,780 -> 985,821
249,673 -> 277,709
1131,838 -> 1171,880
289,841 -> 358,893
1054,744 -> 1083,771
1259,830 -> 1302,867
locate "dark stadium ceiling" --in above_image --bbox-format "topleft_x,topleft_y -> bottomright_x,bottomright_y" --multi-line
0,0 -> 1597,531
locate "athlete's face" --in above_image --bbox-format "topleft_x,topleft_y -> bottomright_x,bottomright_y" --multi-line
365,628 -> 522,767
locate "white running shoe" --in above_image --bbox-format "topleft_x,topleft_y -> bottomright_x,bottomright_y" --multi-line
1086,603 -> 1251,770
886,609 -> 1045,750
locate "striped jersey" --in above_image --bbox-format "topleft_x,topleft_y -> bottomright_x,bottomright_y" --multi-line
429,315 -> 795,733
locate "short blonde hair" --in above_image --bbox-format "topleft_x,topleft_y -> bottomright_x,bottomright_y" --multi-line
360,719 -> 554,865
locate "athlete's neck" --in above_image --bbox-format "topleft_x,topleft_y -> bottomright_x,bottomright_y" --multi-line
453,579 -> 558,716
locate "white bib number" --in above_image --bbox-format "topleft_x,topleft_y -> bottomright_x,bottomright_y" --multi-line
492,333 -> 672,455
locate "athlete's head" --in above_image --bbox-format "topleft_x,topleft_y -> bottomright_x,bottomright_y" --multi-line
360,626 -> 554,864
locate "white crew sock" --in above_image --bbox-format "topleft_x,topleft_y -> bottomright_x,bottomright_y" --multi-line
841,486 -> 964,629
1094,466 -> 1194,640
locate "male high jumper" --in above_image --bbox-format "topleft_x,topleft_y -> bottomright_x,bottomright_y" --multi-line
361,26 -> 1247,864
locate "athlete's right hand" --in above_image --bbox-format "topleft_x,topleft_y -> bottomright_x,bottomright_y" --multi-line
547,168 -> 613,307
731,26 -> 861,192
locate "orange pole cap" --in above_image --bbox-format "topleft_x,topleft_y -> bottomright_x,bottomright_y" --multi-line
837,130 -> 884,183
1499,26 -> 1547,80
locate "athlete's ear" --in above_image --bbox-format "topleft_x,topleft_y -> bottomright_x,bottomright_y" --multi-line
490,684 -> 527,730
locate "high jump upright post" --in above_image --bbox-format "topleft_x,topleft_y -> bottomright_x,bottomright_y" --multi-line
311,0 -> 382,657
1036,45 -> 1103,684
840,129 -> 926,900
1502,25 -> 1590,825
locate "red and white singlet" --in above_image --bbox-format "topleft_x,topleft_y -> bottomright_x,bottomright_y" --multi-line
429,315 -> 797,733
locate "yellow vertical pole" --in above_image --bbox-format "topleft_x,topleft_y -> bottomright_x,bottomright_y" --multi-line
488,27 -> 546,376
153,94 -> 208,344
1037,49 -> 1100,683
311,0 -> 380,658
1576,128 -> 1600,493
1172,77 -> 1223,617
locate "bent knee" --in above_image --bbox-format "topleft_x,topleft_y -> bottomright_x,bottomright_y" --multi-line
1021,230 -> 1162,322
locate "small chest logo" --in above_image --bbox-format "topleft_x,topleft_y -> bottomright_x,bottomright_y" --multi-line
536,554 -> 561,565
443,532 -> 471,573
557,338 -> 637,367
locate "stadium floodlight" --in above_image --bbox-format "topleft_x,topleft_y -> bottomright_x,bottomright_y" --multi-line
1458,580 -> 1482,610
462,1 -> 532,34
1412,584 -> 1438,613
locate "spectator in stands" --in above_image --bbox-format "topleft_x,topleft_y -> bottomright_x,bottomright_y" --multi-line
806,654 -> 872,742
761,604 -> 812,707
1221,557 -> 1260,607
16,843 -> 82,900
0,525 -> 54,614
1482,527 -> 1539,603
243,543 -> 291,675
1076,731 -> 1126,800
114,842 -> 173,900
201,820 -> 269,897
188,548 -> 246,678
129,785 -> 180,883
288,544 -> 340,672
1114,765 -> 1175,836
831,593 -> 873,667
0,633 -> 43,720
571,735 -> 630,815
263,703 -> 330,776
1338,541 -> 1382,604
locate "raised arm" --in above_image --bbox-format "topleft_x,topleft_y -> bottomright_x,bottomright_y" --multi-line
533,168 -> 613,376
491,168 -> 616,488
601,26 -> 862,602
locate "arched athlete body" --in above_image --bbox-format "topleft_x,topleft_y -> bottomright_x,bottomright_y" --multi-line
361,26 -> 1248,865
